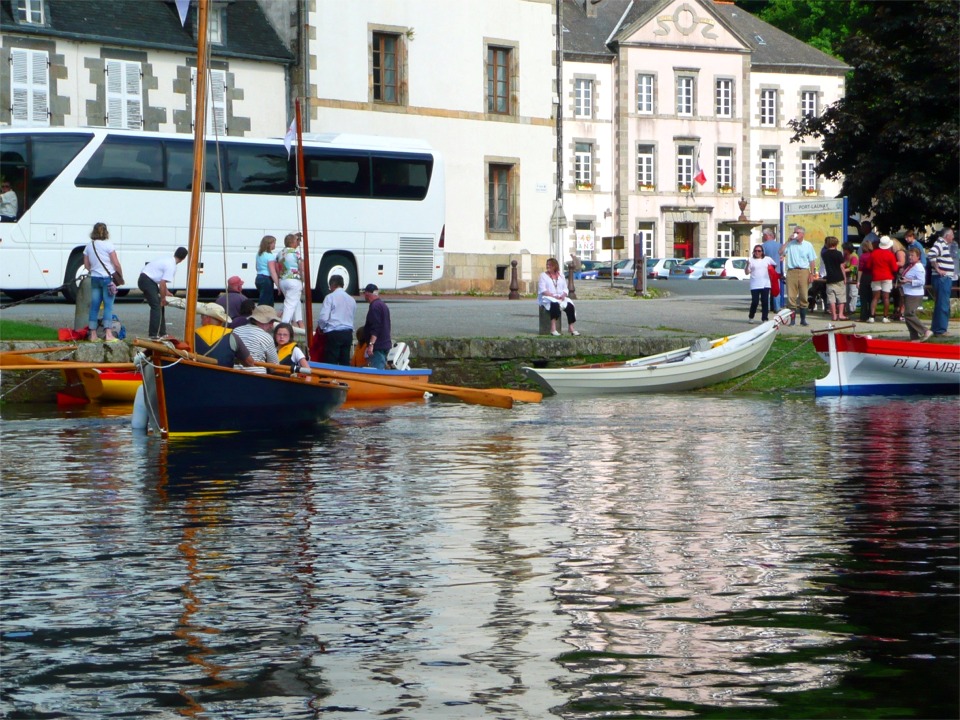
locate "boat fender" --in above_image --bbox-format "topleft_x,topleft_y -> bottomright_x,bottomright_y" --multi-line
131,384 -> 148,431
386,342 -> 410,371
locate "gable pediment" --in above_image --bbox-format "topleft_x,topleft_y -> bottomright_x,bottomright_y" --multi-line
617,0 -> 748,52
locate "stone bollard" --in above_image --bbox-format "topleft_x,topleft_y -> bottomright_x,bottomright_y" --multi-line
508,259 -> 520,300
567,261 -> 577,300
73,276 -> 91,332
538,306 -> 562,335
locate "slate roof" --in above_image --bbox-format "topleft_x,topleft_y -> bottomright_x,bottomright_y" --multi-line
563,0 -> 848,73
0,0 -> 293,64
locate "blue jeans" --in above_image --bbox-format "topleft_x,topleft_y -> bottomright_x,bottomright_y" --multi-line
255,274 -> 274,307
88,275 -> 115,334
369,349 -> 387,370
930,273 -> 953,334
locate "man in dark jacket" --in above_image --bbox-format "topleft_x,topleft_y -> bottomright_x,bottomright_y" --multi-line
361,283 -> 392,369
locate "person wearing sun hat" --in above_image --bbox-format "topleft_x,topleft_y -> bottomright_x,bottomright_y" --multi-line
865,235 -> 900,323
194,302 -> 253,367
361,283 -> 392,369
231,304 -> 280,364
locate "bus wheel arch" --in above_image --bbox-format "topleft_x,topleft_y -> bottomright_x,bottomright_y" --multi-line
62,248 -> 87,304
315,252 -> 358,300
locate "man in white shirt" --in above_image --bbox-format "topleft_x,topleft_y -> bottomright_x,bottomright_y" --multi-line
316,274 -> 356,365
0,181 -> 18,222
138,247 -> 187,338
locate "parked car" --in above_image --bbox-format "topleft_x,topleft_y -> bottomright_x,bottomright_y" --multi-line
574,259 -> 603,280
596,258 -> 636,281
703,257 -> 749,280
668,257 -> 711,279
647,257 -> 681,279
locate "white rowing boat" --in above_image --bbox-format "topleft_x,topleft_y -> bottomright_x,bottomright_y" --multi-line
522,309 -> 792,396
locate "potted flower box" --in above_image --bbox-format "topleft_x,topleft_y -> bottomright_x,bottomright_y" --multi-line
802,188 -> 818,196
761,187 -> 779,196
718,185 -> 734,194
638,183 -> 655,192
678,183 -> 692,192
576,182 -> 593,191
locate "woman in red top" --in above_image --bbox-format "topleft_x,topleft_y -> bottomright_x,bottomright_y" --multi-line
866,236 -> 900,323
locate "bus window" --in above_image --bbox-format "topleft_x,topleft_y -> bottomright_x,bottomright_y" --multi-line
304,150 -> 370,197
223,144 -> 293,194
75,136 -> 163,189
372,154 -> 432,200
165,140 -> 221,193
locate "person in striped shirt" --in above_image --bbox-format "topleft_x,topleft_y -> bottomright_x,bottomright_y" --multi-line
232,305 -> 281,366
927,228 -> 956,337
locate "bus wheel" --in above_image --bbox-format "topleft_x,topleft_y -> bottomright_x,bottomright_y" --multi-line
315,253 -> 357,300
62,250 -> 86,304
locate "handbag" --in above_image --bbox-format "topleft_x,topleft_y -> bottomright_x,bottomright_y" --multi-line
91,239 -> 124,286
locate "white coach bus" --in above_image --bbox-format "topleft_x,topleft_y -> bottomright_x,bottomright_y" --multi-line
0,128 -> 445,302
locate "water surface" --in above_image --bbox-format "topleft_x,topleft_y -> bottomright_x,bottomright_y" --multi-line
2,395 -> 957,718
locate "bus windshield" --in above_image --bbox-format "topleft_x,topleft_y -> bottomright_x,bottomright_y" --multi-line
0,133 -> 92,215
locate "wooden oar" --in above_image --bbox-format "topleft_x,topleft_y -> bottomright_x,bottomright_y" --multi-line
419,380 -> 541,404
0,362 -> 137,371
0,345 -> 79,356
257,362 -> 513,409
133,338 -> 218,365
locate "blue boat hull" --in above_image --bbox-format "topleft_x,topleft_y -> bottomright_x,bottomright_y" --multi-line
143,359 -> 347,435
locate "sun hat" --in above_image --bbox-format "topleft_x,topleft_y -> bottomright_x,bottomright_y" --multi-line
198,302 -> 229,324
250,305 -> 281,324
878,236 -> 894,250
363,283 -> 379,294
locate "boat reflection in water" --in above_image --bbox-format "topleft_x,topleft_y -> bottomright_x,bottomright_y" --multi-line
1,395 -> 957,718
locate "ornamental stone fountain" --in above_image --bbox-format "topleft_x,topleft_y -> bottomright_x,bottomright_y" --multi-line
721,196 -> 763,256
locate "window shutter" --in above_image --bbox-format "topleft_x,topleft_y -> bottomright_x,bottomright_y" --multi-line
191,67 -> 227,135
11,48 -> 49,126
106,60 -> 142,129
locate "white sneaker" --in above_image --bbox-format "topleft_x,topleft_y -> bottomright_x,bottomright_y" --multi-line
747,318 -> 756,324
881,317 -> 891,323
551,330 -> 560,336
866,317 -> 875,323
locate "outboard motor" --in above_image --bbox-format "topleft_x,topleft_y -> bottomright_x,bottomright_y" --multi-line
386,342 -> 410,371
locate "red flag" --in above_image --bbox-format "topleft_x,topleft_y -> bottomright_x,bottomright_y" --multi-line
694,159 -> 707,186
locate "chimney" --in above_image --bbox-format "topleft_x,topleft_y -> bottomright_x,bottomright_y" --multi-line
586,0 -> 599,19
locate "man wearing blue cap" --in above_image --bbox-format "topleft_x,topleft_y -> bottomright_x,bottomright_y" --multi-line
361,284 -> 392,369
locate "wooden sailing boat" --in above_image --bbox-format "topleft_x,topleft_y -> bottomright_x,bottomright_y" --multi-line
133,0 -> 347,436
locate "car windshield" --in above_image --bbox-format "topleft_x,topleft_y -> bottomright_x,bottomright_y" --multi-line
705,258 -> 727,268
615,259 -> 631,268
646,258 -> 658,267
681,258 -> 700,266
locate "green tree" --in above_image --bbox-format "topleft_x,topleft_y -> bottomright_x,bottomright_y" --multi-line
744,0 -> 868,59
790,1 -> 959,231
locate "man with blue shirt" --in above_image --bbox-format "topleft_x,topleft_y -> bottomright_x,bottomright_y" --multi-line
761,228 -> 783,311
780,225 -> 817,326
317,274 -> 357,365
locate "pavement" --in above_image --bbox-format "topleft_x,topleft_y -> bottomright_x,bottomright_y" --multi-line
2,280 -> 946,343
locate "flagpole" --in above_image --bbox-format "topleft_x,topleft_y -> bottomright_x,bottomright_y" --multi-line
295,98 -> 313,346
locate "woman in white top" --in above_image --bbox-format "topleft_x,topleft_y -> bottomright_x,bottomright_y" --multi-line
537,257 -> 579,336
745,244 -> 775,323
276,232 -> 304,328
82,222 -> 124,342
900,247 -> 931,342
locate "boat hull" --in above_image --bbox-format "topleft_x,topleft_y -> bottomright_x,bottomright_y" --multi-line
812,331 -> 960,396
308,362 -> 431,402
89,370 -> 141,402
141,358 -> 347,435
523,310 -> 787,395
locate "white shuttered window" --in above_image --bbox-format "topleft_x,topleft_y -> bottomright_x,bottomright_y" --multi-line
11,48 -> 49,127
106,60 -> 142,129
191,68 -> 227,135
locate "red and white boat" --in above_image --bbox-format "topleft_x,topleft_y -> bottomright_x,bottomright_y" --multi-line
812,325 -> 960,396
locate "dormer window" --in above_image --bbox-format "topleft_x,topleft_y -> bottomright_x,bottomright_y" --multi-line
194,4 -> 226,46
15,0 -> 45,24
208,7 -> 225,46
